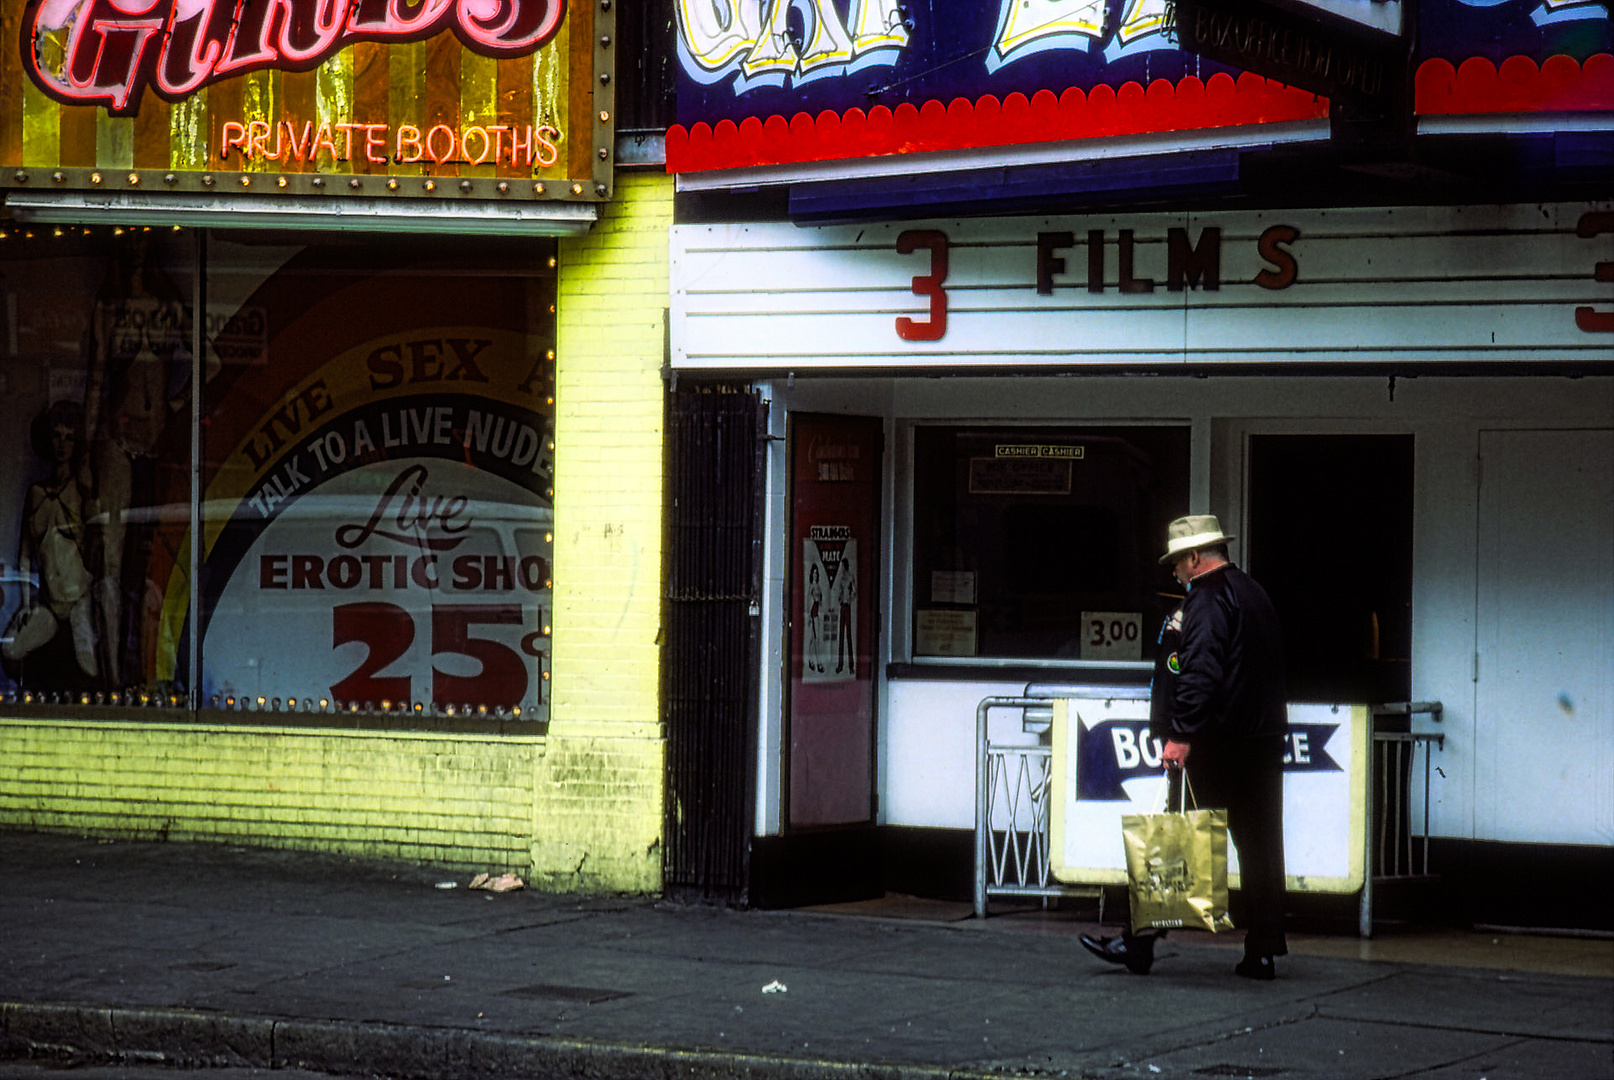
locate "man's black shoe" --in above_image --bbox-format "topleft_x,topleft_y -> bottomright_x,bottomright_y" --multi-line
1235,954 -> 1276,980
1079,932 -> 1156,975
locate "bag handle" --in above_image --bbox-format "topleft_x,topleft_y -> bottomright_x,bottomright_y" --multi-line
1162,766 -> 1198,813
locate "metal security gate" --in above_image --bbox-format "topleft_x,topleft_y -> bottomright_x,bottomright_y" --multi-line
974,695 -> 1105,919
1359,701 -> 1445,936
662,386 -> 765,903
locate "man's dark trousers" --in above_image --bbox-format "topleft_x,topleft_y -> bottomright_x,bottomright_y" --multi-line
1186,733 -> 1288,958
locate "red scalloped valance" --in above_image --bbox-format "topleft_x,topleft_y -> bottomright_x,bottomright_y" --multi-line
1415,54 -> 1614,115
667,55 -> 1614,174
665,72 -> 1326,173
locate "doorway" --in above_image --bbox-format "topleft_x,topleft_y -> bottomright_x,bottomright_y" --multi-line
1246,434 -> 1414,704
751,413 -> 884,907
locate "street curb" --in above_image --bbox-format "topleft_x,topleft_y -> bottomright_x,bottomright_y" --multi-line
1,1002 -> 1017,1080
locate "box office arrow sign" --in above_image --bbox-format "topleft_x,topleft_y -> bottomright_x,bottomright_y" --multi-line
1076,716 -> 1344,801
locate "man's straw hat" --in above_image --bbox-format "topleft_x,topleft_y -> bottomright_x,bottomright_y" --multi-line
1159,514 -> 1235,564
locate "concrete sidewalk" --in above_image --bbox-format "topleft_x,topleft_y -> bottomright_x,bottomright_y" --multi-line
2,832 -> 1610,1080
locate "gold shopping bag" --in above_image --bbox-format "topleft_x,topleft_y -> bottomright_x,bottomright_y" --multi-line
1121,778 -> 1235,935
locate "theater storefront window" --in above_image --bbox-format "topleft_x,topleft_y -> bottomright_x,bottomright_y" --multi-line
0,229 -> 556,724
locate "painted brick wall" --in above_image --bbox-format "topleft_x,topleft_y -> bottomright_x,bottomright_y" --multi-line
0,719 -> 540,872
536,171 -> 672,894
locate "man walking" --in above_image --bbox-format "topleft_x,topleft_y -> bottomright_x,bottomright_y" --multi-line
1080,515 -> 1289,979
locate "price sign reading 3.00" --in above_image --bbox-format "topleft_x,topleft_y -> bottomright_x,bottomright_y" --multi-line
1079,611 -> 1142,662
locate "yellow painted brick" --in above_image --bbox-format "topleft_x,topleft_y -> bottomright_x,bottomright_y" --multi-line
0,719 -> 540,869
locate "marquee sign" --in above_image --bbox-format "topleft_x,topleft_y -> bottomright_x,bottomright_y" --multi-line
2,0 -> 613,203
671,202 -> 1614,370
666,0 -> 1609,173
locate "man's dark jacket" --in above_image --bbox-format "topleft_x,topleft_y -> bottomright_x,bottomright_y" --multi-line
1153,563 -> 1287,743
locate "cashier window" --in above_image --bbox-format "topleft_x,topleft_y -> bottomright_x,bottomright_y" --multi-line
911,426 -> 1189,662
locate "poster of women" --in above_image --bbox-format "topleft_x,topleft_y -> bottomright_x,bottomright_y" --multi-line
802,528 -> 856,684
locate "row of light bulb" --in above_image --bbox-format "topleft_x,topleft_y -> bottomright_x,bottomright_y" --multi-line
4,689 -> 534,718
8,689 -> 183,707
0,225 -> 185,240
211,696 -> 526,718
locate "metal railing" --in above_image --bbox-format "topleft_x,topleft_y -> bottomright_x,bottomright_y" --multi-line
973,696 -> 1104,919
1359,701 -> 1445,937
975,693 -> 1446,935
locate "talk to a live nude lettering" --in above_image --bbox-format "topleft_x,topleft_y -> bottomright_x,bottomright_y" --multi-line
24,0 -> 567,114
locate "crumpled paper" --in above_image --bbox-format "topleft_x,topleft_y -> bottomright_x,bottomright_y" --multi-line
468,872 -> 525,892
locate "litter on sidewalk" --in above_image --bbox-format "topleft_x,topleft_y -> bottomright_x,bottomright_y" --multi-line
469,872 -> 525,892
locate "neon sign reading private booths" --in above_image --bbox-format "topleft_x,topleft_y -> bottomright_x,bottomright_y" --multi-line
217,118 -> 561,167
24,0 -> 567,113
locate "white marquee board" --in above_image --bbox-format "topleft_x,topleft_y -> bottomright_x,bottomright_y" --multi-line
671,203 -> 1614,370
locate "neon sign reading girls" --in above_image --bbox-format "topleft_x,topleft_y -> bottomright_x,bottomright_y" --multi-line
24,0 -> 567,114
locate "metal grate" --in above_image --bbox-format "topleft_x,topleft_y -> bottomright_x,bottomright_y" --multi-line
986,746 -> 1053,892
1373,734 -> 1441,879
973,696 -> 1102,917
1359,701 -> 1445,936
662,386 -> 765,904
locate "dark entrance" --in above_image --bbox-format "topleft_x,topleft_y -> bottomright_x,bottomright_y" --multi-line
1247,434 -> 1414,704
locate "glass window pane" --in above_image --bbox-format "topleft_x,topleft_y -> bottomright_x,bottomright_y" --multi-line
1,226 -> 196,705
197,234 -> 556,721
912,425 -> 1189,662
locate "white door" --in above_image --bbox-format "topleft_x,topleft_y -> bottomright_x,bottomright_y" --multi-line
1474,429 -> 1614,846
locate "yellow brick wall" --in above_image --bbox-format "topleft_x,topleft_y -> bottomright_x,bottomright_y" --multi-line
537,171 -> 672,894
0,173 -> 672,894
0,719 -> 540,872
